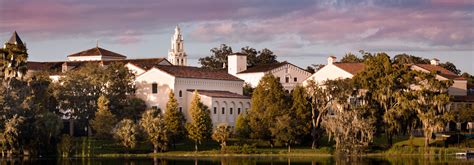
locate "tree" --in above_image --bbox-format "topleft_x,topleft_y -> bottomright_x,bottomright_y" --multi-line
353,53 -> 413,146
3,115 -> 32,155
270,114 -> 297,153
163,91 -> 186,148
140,109 -> 169,153
461,72 -> 474,88
242,82 -> 254,97
320,79 -> 376,154
0,41 -> 28,82
199,44 -> 233,69
256,48 -> 278,65
409,71 -> 452,147
241,46 -> 258,67
440,62 -> 461,75
289,86 -> 311,143
305,79 -> 334,149
113,119 -> 140,149
393,53 -> 429,65
91,95 -> 118,138
122,97 -> 147,121
103,63 -> 136,118
234,113 -> 251,141
340,53 -> 363,63
185,91 -> 213,151
247,74 -> 289,146
34,111 -> 63,147
57,63 -> 105,134
212,123 -> 231,150
57,62 -> 136,135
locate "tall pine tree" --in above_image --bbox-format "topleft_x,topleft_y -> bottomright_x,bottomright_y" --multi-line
247,74 -> 289,147
163,90 -> 186,148
185,90 -> 213,151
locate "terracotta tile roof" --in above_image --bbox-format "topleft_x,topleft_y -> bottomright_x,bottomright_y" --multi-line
414,64 -> 465,80
102,58 -> 170,70
155,65 -> 242,81
27,58 -> 168,75
187,89 -> 249,99
27,61 -> 65,74
238,61 -> 289,74
67,47 -> 127,58
333,63 -> 365,75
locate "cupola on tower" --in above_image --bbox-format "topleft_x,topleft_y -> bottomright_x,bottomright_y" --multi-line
168,25 -> 187,66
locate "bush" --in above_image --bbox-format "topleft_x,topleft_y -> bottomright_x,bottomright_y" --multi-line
221,144 -> 257,154
58,134 -> 75,157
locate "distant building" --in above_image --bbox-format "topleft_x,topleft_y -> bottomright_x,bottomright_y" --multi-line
6,27 -> 250,127
304,56 -> 473,131
227,53 -> 312,92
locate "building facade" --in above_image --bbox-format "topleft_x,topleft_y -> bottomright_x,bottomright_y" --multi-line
228,53 -> 312,92
11,27 -> 250,127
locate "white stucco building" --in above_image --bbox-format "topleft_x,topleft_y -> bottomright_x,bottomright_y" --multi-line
18,27 -> 250,127
304,56 -> 467,96
228,53 -> 312,92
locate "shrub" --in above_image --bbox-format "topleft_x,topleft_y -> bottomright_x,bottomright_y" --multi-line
58,134 -> 75,157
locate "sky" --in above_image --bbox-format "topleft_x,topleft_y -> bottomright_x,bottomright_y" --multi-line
0,0 -> 473,74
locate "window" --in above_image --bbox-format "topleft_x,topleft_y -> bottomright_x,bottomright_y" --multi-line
230,108 -> 233,114
213,107 -> 217,114
152,83 -> 158,94
151,106 -> 158,110
222,107 -> 225,114
294,77 -> 297,82
238,108 -> 241,114
179,107 -> 182,113
179,90 -> 182,97
285,77 -> 289,83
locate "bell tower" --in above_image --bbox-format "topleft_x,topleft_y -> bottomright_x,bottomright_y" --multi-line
168,25 -> 187,66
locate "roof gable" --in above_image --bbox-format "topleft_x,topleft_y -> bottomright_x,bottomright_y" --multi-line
238,61 -> 305,74
67,47 -> 127,58
413,64 -> 465,80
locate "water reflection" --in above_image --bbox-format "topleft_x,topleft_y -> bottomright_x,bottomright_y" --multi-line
0,156 -> 472,165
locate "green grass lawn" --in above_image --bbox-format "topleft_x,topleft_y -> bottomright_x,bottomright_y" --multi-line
68,135 -> 474,158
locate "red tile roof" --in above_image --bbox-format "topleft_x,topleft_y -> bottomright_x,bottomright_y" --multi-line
67,47 -> 127,58
414,64 -> 465,80
333,63 -> 365,75
27,58 -> 169,74
103,58 -> 170,70
187,89 -> 249,99
155,65 -> 242,81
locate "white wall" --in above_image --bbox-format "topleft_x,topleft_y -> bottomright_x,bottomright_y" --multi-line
134,68 -> 176,113
236,63 -> 311,91
303,64 -> 354,86
67,55 -> 125,61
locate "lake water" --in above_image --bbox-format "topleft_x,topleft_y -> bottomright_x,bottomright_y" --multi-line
1,156 -> 473,165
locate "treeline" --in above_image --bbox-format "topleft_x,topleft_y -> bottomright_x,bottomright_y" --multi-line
234,52 -> 473,154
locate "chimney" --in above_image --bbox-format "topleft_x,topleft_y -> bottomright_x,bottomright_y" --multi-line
62,62 -> 68,73
430,58 -> 439,66
227,53 -> 247,76
327,56 -> 337,65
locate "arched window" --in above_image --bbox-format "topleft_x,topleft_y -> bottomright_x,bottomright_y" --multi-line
179,90 -> 182,97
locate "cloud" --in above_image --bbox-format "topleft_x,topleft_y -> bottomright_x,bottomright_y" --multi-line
0,0 -> 472,52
